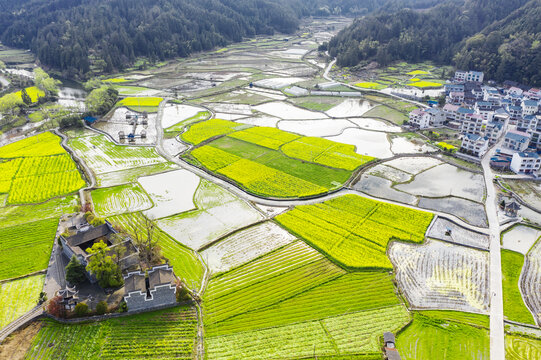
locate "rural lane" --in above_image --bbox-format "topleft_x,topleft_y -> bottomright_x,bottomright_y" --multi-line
482,131 -> 507,360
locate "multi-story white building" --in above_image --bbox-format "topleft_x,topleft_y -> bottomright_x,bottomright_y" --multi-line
517,115 -> 538,133
510,152 -> 541,175
455,71 -> 484,83
461,133 -> 489,158
485,121 -> 504,144
503,130 -> 531,152
507,105 -> 523,121
408,108 -> 446,129
522,99 -> 539,116
474,101 -> 494,121
461,113 -> 484,135
448,91 -> 465,104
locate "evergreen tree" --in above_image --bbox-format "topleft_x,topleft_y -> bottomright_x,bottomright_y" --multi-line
20,88 -> 31,105
65,255 -> 87,285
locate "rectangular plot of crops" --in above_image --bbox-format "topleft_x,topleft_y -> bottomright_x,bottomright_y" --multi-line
276,194 -> 433,269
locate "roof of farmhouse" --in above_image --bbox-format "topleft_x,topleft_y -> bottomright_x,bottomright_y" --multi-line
65,223 -> 111,247
149,266 -> 176,289
125,272 -> 146,294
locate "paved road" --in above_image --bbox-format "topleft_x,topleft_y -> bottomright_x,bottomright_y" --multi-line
482,130 -> 507,360
0,306 -> 43,343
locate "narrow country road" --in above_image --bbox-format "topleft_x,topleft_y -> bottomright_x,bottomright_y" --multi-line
481,127 -> 508,360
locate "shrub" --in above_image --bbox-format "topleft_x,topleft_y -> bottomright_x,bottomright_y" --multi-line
74,302 -> 89,316
47,295 -> 65,318
90,217 -> 105,227
84,211 -> 93,221
96,301 -> 108,315
118,301 -> 128,313
65,255 -> 87,285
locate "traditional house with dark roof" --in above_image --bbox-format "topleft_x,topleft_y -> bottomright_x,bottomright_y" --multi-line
123,264 -> 177,312
59,221 -> 139,284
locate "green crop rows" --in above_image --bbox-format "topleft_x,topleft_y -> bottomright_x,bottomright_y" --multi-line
501,249 -> 535,324
92,183 -> 153,217
276,194 -> 433,269
0,274 -> 45,328
396,313 -> 489,360
0,218 -> 58,280
506,334 -> 541,360
183,120 -> 374,198
0,133 -> 85,204
24,306 -> 197,360
109,212 -> 205,290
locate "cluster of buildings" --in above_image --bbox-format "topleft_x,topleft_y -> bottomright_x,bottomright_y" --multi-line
408,70 -> 541,175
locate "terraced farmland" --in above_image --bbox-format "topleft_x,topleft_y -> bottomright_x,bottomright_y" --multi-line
92,183 -> 153,217
0,274 -> 45,328
521,236 -> 541,325
109,212 -> 205,290
276,194 -> 433,269
397,313 -> 489,360
24,306 -> 197,360
0,133 -> 85,204
389,240 -> 489,313
183,121 -> 375,198
0,218 -> 58,280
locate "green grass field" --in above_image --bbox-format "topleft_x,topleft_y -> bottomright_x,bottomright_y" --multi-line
91,183 -> 153,217
276,194 -> 433,269
362,105 -> 408,125
0,274 -> 45,328
501,249 -> 535,324
24,306 -> 197,359
397,313 -> 490,360
0,219 -> 57,280
109,212 -> 205,290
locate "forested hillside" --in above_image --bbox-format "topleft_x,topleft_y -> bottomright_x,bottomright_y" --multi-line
328,0 -> 541,85
0,0 -> 445,78
0,0 -> 308,77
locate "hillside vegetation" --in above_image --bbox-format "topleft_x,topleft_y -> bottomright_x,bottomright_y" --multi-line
328,0 -> 541,85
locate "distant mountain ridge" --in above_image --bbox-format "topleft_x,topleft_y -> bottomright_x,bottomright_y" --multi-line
328,0 -> 541,86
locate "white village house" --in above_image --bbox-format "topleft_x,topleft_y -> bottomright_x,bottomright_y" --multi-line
510,152 -> 541,175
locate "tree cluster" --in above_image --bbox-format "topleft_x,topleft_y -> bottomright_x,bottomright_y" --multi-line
85,86 -> 118,116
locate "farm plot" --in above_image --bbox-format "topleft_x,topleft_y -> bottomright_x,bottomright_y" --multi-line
91,183 -> 153,217
506,334 -> 541,360
207,271 -> 405,336
206,305 -> 409,360
276,194 -> 433,269
185,126 -> 371,198
277,119 -> 353,137
109,212 -> 205,290
354,174 -> 417,205
521,237 -> 541,325
325,99 -> 375,118
501,249 -> 535,324
253,101 -> 328,120
395,163 -> 486,203
180,119 -> 248,145
204,241 -> 346,325
502,225 -> 541,254
0,196 -> 76,229
366,164 -> 412,183
0,134 -> 85,204
161,103 -> 207,128
201,222 -> 297,274
396,313 -> 489,360
325,128 -> 394,158
69,134 -> 167,174
138,170 -> 200,219
428,218 -> 490,250
0,218 -> 58,280
0,132 -> 65,158
96,162 -> 179,188
0,274 -> 45,328
116,96 -> 163,112
388,239 -> 489,313
157,179 -> 263,250
24,306 -> 197,360
384,156 -> 443,175
418,197 -> 488,228
164,110 -> 210,134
